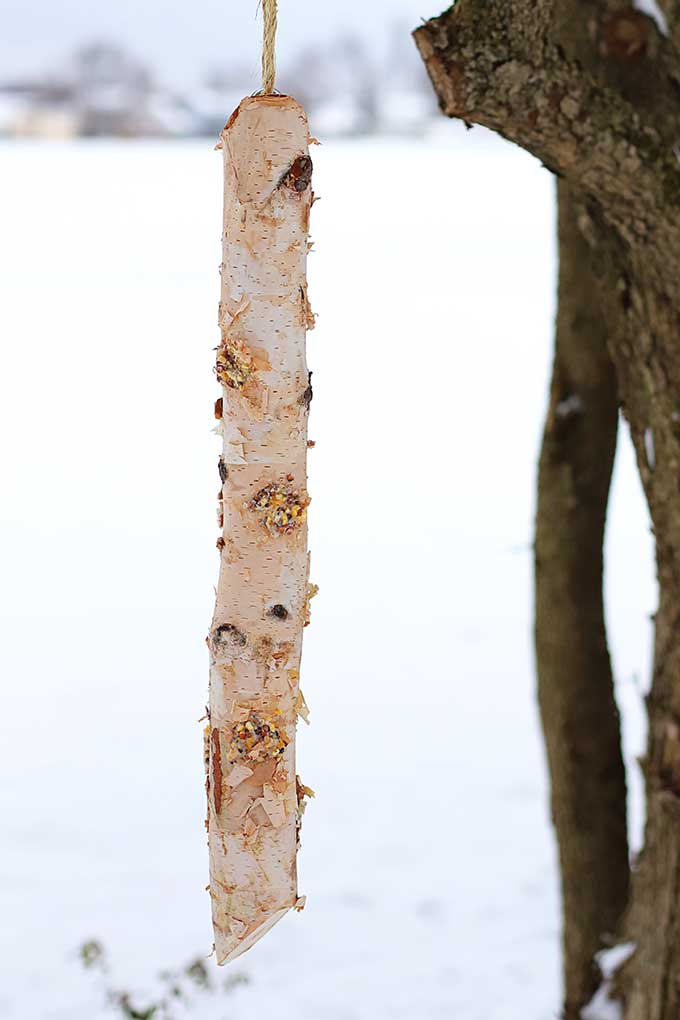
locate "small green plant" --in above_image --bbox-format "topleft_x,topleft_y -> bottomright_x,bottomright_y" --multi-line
77,939 -> 249,1020
80,940 -> 105,970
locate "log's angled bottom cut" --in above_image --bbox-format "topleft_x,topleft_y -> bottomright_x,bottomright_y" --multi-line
217,907 -> 291,965
207,94 -> 316,965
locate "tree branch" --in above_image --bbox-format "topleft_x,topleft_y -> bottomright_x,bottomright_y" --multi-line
413,2 -> 680,249
536,181 -> 629,1017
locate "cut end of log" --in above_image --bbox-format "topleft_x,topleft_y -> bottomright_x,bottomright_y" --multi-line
215,905 -> 292,965
223,93 -> 308,133
222,94 -> 310,151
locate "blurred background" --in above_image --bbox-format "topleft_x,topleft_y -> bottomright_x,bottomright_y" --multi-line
1,1 -> 440,139
0,2 -> 657,1019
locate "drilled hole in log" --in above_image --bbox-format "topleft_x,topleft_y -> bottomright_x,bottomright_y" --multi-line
268,604 -> 289,620
211,623 -> 247,655
299,371 -> 313,409
280,154 -> 313,192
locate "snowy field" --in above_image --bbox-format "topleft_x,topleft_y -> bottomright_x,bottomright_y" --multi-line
0,132 -> 655,1020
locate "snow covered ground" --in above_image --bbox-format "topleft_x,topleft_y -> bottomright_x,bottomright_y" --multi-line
0,132 -> 655,1020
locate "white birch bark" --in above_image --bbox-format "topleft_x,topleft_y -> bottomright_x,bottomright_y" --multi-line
207,94 -> 315,965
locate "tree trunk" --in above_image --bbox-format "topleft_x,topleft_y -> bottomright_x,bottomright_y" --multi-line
208,94 -> 315,964
535,179 -> 628,1017
414,3 -> 680,1017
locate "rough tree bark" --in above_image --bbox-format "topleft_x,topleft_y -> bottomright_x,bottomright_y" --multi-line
536,179 -> 628,1018
207,95 -> 315,964
414,3 -> 680,1018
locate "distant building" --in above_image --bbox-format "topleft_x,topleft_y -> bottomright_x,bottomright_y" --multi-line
0,83 -> 80,138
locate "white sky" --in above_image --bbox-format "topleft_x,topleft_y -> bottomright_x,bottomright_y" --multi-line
2,0 -> 440,85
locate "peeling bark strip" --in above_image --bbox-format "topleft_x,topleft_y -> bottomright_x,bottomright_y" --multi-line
208,94 -> 315,965
211,727 -> 223,815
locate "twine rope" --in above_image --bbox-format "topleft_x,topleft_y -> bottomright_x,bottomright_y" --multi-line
261,0 -> 278,94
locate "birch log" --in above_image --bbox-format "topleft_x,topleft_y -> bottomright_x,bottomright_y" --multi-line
207,94 -> 315,965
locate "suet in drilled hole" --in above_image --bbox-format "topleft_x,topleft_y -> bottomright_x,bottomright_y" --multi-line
248,482 -> 310,536
225,711 -> 289,765
216,336 -> 255,390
